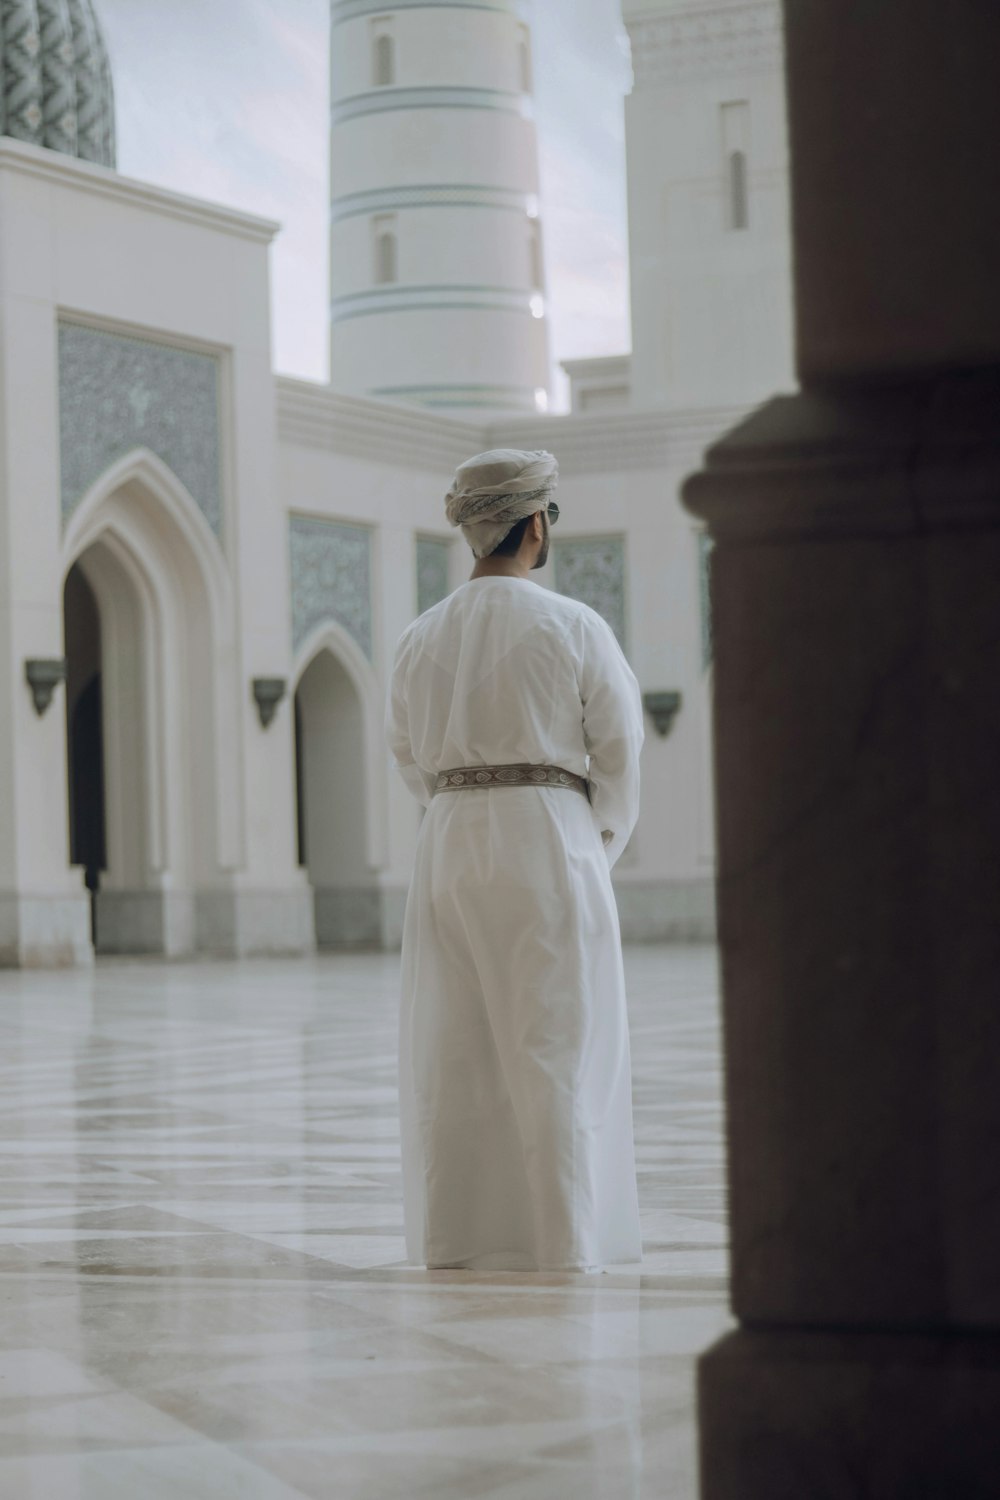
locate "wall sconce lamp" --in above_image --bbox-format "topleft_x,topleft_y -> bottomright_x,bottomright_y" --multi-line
252,677 -> 286,728
642,690 -> 682,739
25,658 -> 67,717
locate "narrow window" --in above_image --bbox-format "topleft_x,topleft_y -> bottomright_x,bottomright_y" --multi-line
376,230 -> 397,285
720,101 -> 751,231
374,33 -> 394,86
528,218 -> 543,289
371,20 -> 395,87
729,150 -> 749,231
518,24 -> 533,93
373,214 -> 398,284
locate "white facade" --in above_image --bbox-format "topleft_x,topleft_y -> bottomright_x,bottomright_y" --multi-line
0,141 -> 315,964
329,0 -> 550,413
279,385 -> 730,949
0,0 -> 798,965
560,356 -> 634,415
622,0 -> 794,411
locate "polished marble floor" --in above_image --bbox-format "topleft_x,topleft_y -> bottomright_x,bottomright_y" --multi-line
0,944 -> 727,1499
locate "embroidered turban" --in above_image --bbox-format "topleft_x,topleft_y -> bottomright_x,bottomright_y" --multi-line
445,449 -> 559,559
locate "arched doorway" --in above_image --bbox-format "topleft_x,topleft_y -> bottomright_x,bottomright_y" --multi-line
63,532 -> 172,953
294,648 -> 377,947
61,456 -> 236,955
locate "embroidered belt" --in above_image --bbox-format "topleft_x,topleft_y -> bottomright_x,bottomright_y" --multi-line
434,763 -> 590,801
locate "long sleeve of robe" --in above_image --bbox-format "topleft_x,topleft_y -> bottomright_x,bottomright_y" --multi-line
385,576 -> 644,1272
575,610 -> 643,870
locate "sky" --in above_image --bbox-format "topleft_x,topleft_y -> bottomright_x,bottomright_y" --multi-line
99,0 -> 633,408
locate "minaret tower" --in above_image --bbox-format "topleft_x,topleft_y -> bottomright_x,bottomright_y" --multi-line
329,0 -> 550,413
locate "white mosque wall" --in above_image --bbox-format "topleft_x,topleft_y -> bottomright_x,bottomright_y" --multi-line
0,94 -> 734,961
561,356 -> 635,415
276,385 -> 732,947
487,406 -> 734,939
276,380 -> 467,948
0,139 -> 312,964
0,170 -> 90,966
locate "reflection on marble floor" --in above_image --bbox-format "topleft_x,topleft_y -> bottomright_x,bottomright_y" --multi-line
0,944 -> 727,1499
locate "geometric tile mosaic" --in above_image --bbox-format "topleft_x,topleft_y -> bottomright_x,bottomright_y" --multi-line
415,536 -> 452,617
289,514 -> 373,659
553,534 -> 628,651
58,321 -> 223,536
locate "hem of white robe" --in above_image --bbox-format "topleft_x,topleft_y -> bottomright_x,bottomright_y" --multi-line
418,1251 -> 644,1273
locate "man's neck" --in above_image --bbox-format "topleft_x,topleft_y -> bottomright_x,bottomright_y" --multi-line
470,557 -> 533,581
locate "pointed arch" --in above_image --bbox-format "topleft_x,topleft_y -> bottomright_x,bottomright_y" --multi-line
63,447 -> 229,610
61,448 -> 243,902
292,619 -> 387,873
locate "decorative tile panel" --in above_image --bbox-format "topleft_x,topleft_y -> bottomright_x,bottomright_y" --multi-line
67,0 -> 112,163
553,535 -> 627,652
38,0 -> 77,157
3,0 -> 44,144
699,532 -> 714,670
58,322 -> 222,536
290,516 -> 373,660
416,537 -> 451,617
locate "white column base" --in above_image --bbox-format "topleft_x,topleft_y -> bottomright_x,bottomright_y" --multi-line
313,887 -> 382,949
0,891 -> 93,968
95,891 -> 196,956
195,886 -> 316,958
612,877 -> 718,942
378,885 -> 409,951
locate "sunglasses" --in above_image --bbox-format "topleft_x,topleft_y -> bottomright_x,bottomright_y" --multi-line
545,501 -> 560,525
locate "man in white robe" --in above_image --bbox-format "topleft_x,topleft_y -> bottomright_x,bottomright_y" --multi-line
385,449 -> 644,1272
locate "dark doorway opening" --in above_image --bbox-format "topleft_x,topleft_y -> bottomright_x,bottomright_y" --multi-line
294,690 -> 307,869
64,564 -> 107,941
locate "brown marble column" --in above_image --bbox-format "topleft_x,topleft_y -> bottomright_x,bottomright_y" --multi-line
684,4 -> 1000,1495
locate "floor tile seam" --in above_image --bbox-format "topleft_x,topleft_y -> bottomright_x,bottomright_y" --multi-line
224,1413 -> 643,1458
0,1268 -> 678,1296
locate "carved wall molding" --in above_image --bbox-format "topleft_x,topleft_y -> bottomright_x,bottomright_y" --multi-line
487,406 -> 741,475
626,2 -> 783,87
0,138 -> 279,242
277,378 -> 475,476
278,377 -> 746,479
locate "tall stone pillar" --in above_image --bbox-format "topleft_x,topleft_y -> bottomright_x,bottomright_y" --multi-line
684,3 -> 1000,1494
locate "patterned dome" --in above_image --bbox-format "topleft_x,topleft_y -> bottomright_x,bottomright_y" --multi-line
0,0 -> 115,167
